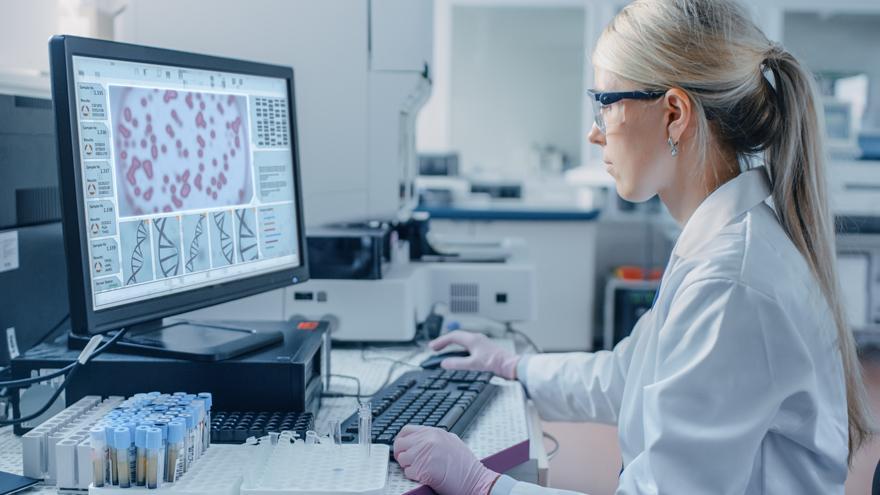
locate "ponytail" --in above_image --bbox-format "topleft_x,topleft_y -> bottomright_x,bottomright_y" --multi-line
763,46 -> 872,461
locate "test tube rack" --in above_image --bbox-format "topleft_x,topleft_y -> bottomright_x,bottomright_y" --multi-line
20,395 -> 126,489
86,440 -> 389,495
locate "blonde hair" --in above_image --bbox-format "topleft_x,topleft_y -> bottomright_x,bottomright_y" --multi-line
594,0 -> 871,461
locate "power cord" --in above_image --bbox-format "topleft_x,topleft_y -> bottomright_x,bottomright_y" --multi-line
322,373 -> 363,400
543,431 -> 560,460
505,324 -> 542,354
0,327 -> 130,426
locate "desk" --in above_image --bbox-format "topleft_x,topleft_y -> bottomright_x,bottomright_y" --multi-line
0,341 -> 544,494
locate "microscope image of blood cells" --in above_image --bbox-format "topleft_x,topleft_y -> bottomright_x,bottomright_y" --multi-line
109,86 -> 253,217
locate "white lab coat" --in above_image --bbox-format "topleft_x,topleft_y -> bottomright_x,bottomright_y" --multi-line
507,167 -> 849,494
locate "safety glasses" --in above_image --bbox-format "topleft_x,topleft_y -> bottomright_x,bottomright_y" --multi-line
587,89 -> 667,134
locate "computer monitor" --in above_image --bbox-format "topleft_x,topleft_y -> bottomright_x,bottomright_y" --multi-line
49,35 -> 309,360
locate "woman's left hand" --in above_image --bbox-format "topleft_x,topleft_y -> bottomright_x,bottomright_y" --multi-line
393,425 -> 501,495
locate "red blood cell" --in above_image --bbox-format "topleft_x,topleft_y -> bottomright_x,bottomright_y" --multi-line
185,92 -> 194,109
175,174 -> 181,183
163,175 -> 170,184
194,174 -> 203,190
150,135 -> 157,145
197,149 -> 204,158
170,184 -> 177,194
223,163 -> 229,171
163,205 -> 172,213
171,109 -> 183,127
120,150 -> 128,160
180,183 -> 191,198
183,149 -> 189,158
209,117 -> 214,125
161,144 -> 167,154
199,163 -> 205,172
206,186 -> 212,195
199,101 -> 206,111
212,158 -> 218,167
197,135 -> 205,148
182,169 -> 190,182
144,187 -> 154,201
163,90 -> 178,103
134,186 -> 141,196
195,111 -> 207,129
127,157 -> 141,186
134,207 -> 143,215
146,113 -> 152,122
141,97 -> 147,107
227,95 -> 235,106
216,102 -> 224,115
223,153 -> 228,162
212,192 -> 218,200
117,124 -> 131,138
165,124 -> 175,138
210,177 -> 217,186
140,139 -> 147,148
210,130 -> 216,139
153,206 -> 158,213
230,148 -> 236,158
219,172 -> 227,185
143,160 -> 154,179
235,136 -> 240,148
123,107 -> 132,122
196,93 -> 202,100
176,139 -> 182,148
231,117 -> 242,134
146,124 -> 154,136
132,118 -> 138,128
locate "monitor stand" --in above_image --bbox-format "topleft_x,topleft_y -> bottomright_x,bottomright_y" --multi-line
68,319 -> 284,362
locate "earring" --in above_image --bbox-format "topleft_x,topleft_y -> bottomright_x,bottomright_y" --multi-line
668,137 -> 679,157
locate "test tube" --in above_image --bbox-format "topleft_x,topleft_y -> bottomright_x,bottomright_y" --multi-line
305,430 -> 319,445
135,426 -> 149,486
106,424 -> 119,485
358,401 -> 372,457
89,427 -> 106,487
114,427 -> 132,488
146,428 -> 162,489
179,411 -> 195,469
198,392 -> 213,449
166,421 -> 186,483
329,419 -> 342,446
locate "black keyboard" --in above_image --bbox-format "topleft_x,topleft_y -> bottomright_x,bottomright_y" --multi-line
210,410 -> 314,443
340,369 -> 498,446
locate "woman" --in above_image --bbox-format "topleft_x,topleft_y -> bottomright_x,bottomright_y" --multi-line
392,0 -> 872,493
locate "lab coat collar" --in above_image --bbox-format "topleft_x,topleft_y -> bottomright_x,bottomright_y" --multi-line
672,166 -> 772,259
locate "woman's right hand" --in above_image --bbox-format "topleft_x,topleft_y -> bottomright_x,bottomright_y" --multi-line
429,330 -> 521,380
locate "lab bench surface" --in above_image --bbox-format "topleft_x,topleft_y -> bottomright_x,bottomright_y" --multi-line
0,340 -> 539,494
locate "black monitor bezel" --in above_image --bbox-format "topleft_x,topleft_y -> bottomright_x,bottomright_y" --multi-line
49,35 -> 309,337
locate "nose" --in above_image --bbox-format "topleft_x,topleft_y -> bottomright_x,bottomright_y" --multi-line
587,123 -> 605,146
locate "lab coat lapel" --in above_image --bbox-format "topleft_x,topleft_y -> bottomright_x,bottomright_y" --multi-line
672,167 -> 772,260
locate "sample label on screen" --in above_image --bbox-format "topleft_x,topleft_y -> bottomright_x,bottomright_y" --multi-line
87,200 -> 117,237
255,151 -> 294,203
94,276 -> 122,292
80,122 -> 110,159
77,83 -> 107,119
85,160 -> 114,198
90,238 -> 120,276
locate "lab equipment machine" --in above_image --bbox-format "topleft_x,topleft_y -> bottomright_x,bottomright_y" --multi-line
49,35 -> 309,360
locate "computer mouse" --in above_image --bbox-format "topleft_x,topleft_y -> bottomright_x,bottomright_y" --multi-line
419,350 -> 470,370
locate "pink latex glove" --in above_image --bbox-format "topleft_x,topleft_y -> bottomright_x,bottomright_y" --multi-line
393,425 -> 500,495
429,330 -> 520,380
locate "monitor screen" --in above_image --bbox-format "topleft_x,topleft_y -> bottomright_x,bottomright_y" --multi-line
71,55 -> 302,311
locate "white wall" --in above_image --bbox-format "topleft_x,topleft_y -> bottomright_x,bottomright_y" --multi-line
449,6 -> 585,179
783,12 -> 880,130
0,0 -> 59,76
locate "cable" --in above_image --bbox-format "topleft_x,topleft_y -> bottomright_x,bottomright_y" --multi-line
0,327 -> 129,426
505,324 -> 542,354
543,431 -> 560,460
0,327 -> 129,388
323,373 -> 363,400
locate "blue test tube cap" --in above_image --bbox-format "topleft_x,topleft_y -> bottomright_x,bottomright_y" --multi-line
179,412 -> 194,430
113,427 -> 131,449
135,426 -> 149,448
198,392 -> 212,410
172,392 -> 187,397
168,421 -> 185,443
152,405 -> 168,412
104,424 -> 117,442
153,421 -> 169,441
146,428 -> 163,450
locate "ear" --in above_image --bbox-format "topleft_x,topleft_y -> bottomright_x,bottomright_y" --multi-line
663,88 -> 693,143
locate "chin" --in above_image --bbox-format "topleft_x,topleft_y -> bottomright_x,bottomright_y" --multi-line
615,181 -> 654,203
